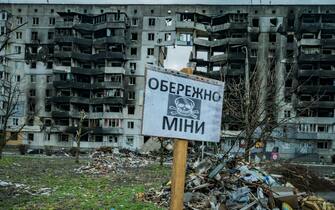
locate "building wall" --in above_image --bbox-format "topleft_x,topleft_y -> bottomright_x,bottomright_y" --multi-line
0,4 -> 335,161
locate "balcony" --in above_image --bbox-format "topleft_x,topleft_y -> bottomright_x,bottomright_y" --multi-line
103,67 -> 126,74
321,22 -> 335,29
300,23 -> 321,32
93,36 -> 126,46
54,36 -> 92,46
49,96 -> 90,104
92,51 -> 126,61
210,53 -> 244,63
175,21 -> 208,32
321,54 -> 335,61
298,69 -> 335,78
53,81 -> 123,90
298,85 -> 335,93
66,126 -> 123,135
297,101 -> 335,109
295,132 -> 334,140
321,39 -> 335,48
210,22 -> 248,32
71,67 -> 104,75
193,38 -> 247,48
298,54 -> 320,62
90,97 -> 124,105
299,39 -> 321,46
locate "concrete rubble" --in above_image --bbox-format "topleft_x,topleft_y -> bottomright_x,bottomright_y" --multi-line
142,156 -> 335,210
74,150 -> 154,175
0,180 -> 53,196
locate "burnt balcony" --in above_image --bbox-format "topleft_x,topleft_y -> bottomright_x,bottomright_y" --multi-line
53,81 -> 123,90
93,36 -> 126,46
321,39 -> 335,48
90,97 -> 124,105
54,36 -> 92,46
210,22 -> 248,32
298,85 -> 335,93
175,21 -> 208,32
49,96 -> 90,104
298,54 -> 320,62
210,53 -> 244,63
92,51 -> 126,61
66,126 -> 123,135
193,38 -> 247,48
321,54 -> 335,61
53,81 -> 91,89
298,69 -> 335,78
71,67 -> 104,75
300,23 -> 321,32
297,101 -> 335,109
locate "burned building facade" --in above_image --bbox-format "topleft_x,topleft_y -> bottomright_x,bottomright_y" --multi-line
0,4 -> 335,161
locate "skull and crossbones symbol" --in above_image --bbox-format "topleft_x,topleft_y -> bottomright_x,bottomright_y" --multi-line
169,97 -> 199,119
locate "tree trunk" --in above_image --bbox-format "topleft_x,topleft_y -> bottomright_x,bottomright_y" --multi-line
75,139 -> 80,164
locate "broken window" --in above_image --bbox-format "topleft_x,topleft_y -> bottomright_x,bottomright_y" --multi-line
128,91 -> 135,100
44,119 -> 52,126
149,18 -> 155,26
165,33 -> 171,41
49,17 -> 55,25
252,18 -> 259,27
288,18 -> 294,27
15,46 -> 21,54
148,33 -> 155,41
128,105 -> 135,115
60,134 -> 69,142
126,136 -> 134,146
127,121 -> 134,129
130,62 -> 136,70
28,133 -> 34,141
131,33 -> 138,41
30,62 -> 36,69
17,16 -> 23,24
250,33 -> 258,42
270,18 -> 277,26
287,34 -> 294,43
109,136 -> 118,143
48,32 -> 54,40
129,77 -> 136,85
317,141 -> 330,149
165,18 -> 172,26
147,48 -> 154,56
31,31 -> 38,40
269,33 -> 276,42
250,49 -> 257,57
130,48 -> 137,56
284,110 -> 291,118
33,17 -> 39,25
45,103 -> 51,112
131,18 -> 138,26
16,32 -> 22,39
47,62 -> 53,69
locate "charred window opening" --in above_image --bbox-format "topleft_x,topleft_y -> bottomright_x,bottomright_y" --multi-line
288,18 -> 294,27
287,34 -> 294,43
270,18 -> 277,26
250,33 -> 258,42
128,106 -> 135,115
252,18 -> 259,27
269,33 -> 276,42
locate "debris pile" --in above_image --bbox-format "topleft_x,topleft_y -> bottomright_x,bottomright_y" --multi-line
0,180 -> 52,196
74,150 -> 154,175
142,157 -> 335,209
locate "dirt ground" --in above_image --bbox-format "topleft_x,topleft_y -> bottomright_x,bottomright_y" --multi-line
0,155 -> 170,210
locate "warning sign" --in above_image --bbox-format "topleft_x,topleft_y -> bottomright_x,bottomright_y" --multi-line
142,65 -> 225,142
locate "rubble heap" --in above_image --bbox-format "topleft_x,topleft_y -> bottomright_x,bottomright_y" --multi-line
74,150 -> 154,175
0,180 -> 52,196
143,157 -> 335,210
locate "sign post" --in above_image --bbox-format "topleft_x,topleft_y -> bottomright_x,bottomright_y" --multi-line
142,65 -> 224,210
170,68 -> 192,210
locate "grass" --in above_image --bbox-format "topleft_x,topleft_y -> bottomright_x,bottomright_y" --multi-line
0,155 -> 170,210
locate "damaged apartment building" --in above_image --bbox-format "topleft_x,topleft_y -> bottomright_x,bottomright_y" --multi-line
0,4 -> 335,162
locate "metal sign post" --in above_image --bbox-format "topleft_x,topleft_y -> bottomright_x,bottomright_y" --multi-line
142,65 -> 225,210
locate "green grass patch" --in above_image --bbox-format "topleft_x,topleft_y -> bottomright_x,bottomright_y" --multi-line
0,156 -> 168,210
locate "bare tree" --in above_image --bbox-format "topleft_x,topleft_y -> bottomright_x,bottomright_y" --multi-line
221,53 -> 320,161
74,110 -> 86,164
0,68 -> 24,158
